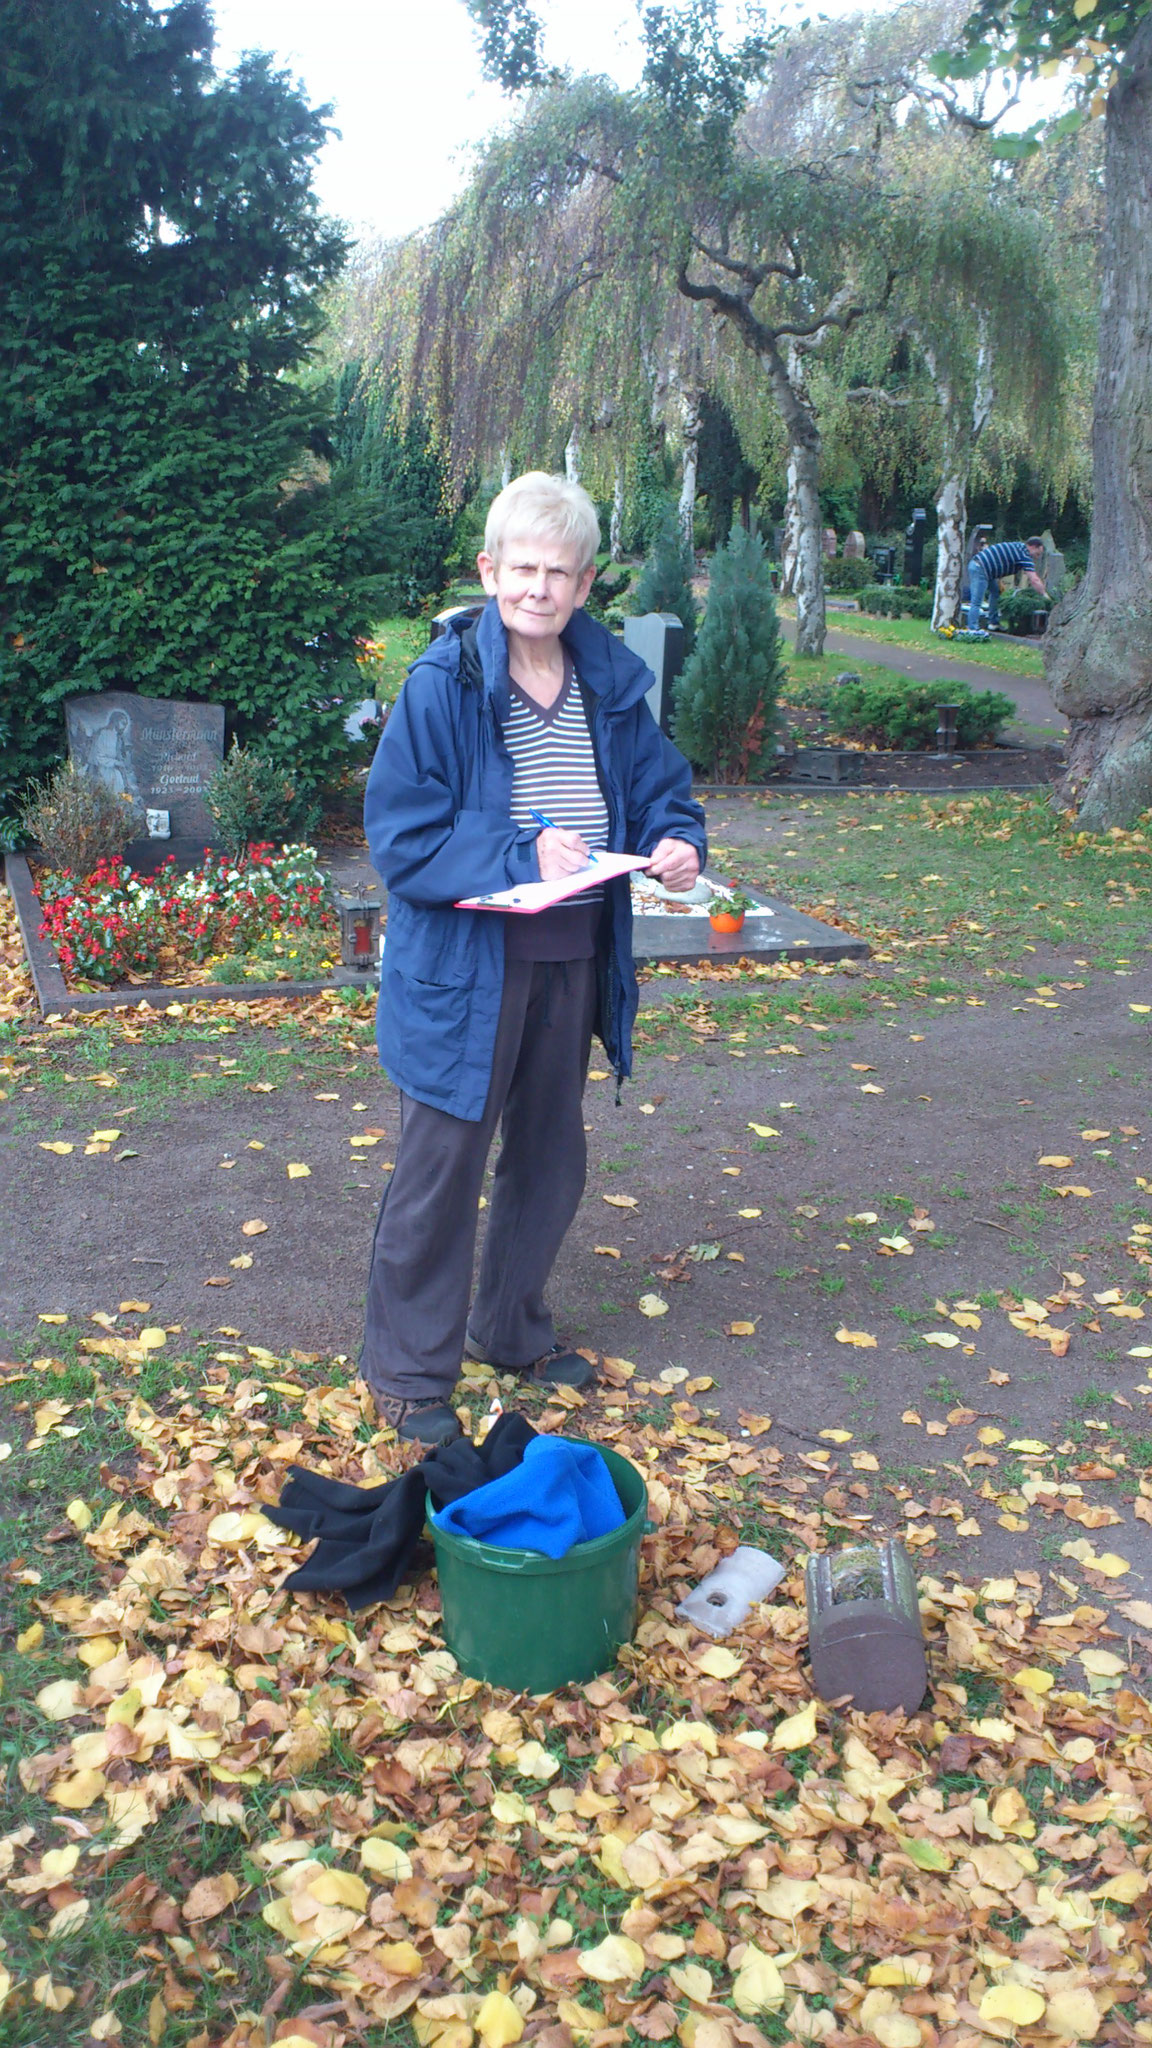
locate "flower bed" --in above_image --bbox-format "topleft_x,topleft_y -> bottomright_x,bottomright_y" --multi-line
36,842 -> 338,990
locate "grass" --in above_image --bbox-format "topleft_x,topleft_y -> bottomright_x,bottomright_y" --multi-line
358,613 -> 430,704
785,607 -> 1047,678
713,788 -> 1151,974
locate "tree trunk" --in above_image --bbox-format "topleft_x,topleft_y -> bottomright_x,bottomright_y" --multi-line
933,469 -> 967,631
780,453 -> 800,596
500,447 -> 512,490
1047,15 -> 1152,827
764,344 -> 825,655
678,389 -> 701,561
925,326 -> 994,633
564,425 -> 581,483
610,458 -> 624,562
789,431 -> 827,658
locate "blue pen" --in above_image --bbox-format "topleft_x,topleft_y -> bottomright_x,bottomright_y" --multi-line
529,808 -> 598,863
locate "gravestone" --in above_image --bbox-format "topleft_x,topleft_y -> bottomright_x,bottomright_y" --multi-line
622,613 -> 685,737
822,527 -> 838,558
66,691 -> 224,856
1040,529 -> 1067,596
903,508 -> 927,586
843,530 -> 866,559
872,545 -> 895,584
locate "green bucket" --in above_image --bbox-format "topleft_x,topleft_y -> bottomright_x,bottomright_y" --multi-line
429,1440 -> 649,1693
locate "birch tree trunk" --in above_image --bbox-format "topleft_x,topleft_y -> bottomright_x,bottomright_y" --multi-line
1047,13 -> 1152,827
610,458 -> 624,562
933,468 -> 967,631
924,328 -> 994,632
780,454 -> 800,596
679,388 -> 701,561
500,447 -> 512,490
774,344 -> 826,657
789,432 -> 826,658
564,425 -> 581,483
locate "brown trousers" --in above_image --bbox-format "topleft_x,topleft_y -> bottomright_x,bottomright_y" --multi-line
360,957 -> 597,1402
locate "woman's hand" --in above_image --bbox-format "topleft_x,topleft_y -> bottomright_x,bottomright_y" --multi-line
646,837 -> 700,893
536,825 -> 592,880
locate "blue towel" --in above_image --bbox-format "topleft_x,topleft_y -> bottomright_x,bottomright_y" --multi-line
432,1437 -> 625,1557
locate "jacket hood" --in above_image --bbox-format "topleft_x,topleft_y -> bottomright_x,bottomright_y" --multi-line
409,599 -> 656,717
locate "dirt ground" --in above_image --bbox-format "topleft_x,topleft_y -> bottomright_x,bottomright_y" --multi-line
4,805 -> 1151,1646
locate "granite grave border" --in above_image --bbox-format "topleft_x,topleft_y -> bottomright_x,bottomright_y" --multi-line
4,855 -> 373,1018
7,854 -> 868,1018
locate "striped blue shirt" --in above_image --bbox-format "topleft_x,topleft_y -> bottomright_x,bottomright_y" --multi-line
502,660 -> 609,960
972,541 -> 1038,581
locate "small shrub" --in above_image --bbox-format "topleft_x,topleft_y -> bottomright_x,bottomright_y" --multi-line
673,525 -> 785,781
20,761 -> 143,875
628,509 -> 698,653
824,557 -> 874,594
828,677 -> 1016,751
206,740 -> 310,857
585,560 -> 633,623
999,586 -> 1051,634
857,584 -> 935,620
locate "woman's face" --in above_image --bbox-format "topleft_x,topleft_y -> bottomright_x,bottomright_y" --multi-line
477,529 -> 595,645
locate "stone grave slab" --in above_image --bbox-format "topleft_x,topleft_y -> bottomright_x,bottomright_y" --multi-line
630,872 -> 868,966
66,690 -> 225,862
622,613 -> 685,737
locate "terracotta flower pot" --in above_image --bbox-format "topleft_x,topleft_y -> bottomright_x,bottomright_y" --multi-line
709,911 -> 745,934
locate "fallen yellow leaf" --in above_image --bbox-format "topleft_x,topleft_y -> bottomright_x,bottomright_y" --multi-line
772,1700 -> 817,1751
836,1328 -> 877,1348
578,1933 -> 645,1984
476,1992 -> 525,2048
359,1838 -> 413,1881
979,1985 -> 1045,2027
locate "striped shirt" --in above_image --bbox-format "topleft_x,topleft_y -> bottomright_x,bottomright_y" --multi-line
972,541 -> 1038,581
503,661 -> 609,960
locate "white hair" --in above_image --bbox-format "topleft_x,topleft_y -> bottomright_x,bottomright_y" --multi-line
484,471 -> 601,573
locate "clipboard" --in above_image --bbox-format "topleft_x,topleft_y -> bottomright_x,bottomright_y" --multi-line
457,852 -> 651,913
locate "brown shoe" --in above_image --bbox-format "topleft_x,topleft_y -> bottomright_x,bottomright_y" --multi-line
373,1392 -> 462,1445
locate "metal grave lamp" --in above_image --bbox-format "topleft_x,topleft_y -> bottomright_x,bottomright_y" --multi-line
333,891 -> 383,974
935,704 -> 960,756
805,1539 -> 927,1715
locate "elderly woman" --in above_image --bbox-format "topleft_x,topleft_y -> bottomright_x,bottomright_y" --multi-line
361,471 -> 706,1443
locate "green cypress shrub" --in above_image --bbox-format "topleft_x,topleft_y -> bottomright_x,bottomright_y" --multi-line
672,526 -> 785,781
628,509 -> 698,653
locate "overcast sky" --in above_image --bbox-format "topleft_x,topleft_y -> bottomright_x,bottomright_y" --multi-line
208,0 -> 871,244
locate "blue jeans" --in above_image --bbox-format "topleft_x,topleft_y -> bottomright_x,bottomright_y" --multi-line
967,561 -> 998,630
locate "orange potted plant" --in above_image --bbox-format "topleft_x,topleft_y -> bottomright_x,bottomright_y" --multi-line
708,888 -> 751,934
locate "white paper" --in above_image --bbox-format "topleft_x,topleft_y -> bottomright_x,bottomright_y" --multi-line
457,852 -> 651,913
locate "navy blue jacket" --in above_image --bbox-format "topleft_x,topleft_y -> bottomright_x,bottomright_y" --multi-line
364,599 -> 706,1119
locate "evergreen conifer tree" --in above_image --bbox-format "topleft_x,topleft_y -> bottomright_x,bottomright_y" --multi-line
0,0 -> 396,816
331,368 -> 456,613
673,525 -> 785,781
628,508 -> 698,653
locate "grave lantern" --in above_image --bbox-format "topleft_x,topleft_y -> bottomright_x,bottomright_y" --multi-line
935,704 -> 960,755
805,1539 -> 928,1715
334,893 -> 382,972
